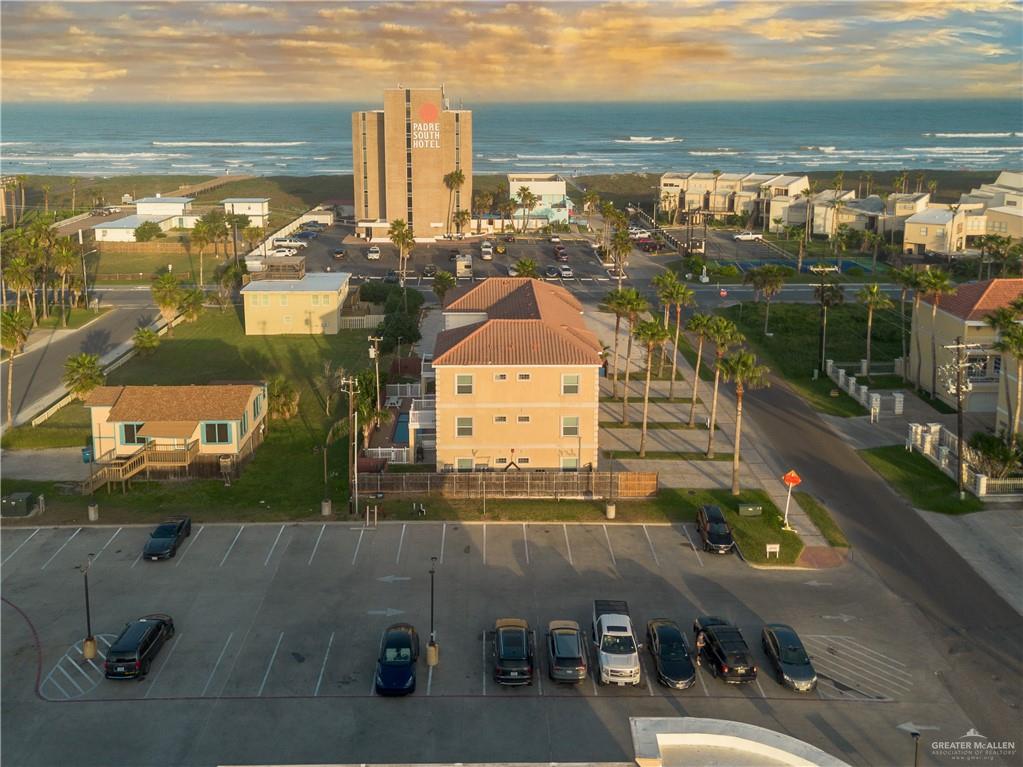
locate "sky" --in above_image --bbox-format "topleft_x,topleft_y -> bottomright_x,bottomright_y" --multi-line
2,0 -> 1021,103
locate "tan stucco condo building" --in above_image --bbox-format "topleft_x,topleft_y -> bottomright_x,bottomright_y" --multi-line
352,86 -> 472,241
241,272 -> 351,335
428,278 -> 602,472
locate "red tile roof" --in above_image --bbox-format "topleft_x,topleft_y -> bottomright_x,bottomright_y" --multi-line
919,278 -> 1023,321
84,384 -> 260,422
435,278 -> 601,366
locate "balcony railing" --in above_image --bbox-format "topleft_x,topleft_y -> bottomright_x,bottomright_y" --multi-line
409,397 -> 436,430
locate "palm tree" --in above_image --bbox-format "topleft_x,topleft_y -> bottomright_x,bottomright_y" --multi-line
498,200 -> 516,233
243,226 -> 264,253
132,326 -> 161,356
70,178 -> 78,214
42,184 -> 51,215
917,268 -> 955,397
225,213 -> 250,263
858,284 -> 894,383
190,221 -> 212,287
662,280 -> 695,398
743,265 -> 786,335
890,266 -> 919,381
15,175 -> 27,224
267,374 -> 299,423
865,172 -> 874,196
151,273 -> 184,335
610,225 -> 632,290
705,316 -> 745,458
387,218 -> 416,289
583,191 -> 600,220
178,289 -> 205,324
600,200 -> 617,251
51,239 -> 78,327
603,289 -> 631,398
443,170 -> 465,236
800,180 -> 819,269
686,313 -> 713,427
2,309 -> 32,427
453,208 -> 471,237
996,325 -> 1023,442
62,352 -> 105,400
4,256 -> 33,316
815,283 -> 845,369
927,179 -> 938,199
28,218 -> 55,320
517,188 -> 538,233
633,320 -> 670,457
513,257 -> 539,279
475,191 -> 493,234
356,387 -> 393,449
619,288 -> 650,425
432,270 -> 455,302
652,271 -> 677,375
720,350 -> 770,495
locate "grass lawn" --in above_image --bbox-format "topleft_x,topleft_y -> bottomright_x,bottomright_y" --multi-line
89,247 -> 239,284
794,491 -> 849,548
724,501 -> 804,565
721,302 -> 904,417
605,450 -> 732,461
1,404 -> 92,449
859,446 -> 984,514
676,337 -> 715,381
600,421 -> 712,430
32,307 -> 112,330
191,176 -> 354,231
862,374 -> 906,390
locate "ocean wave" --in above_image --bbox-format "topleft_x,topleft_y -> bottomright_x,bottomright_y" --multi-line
904,146 -> 1015,153
688,151 -> 738,156
613,136 -> 682,144
171,163 -> 214,168
0,141 -> 32,146
801,146 -> 837,152
73,151 -> 188,159
514,153 -> 589,159
152,141 -> 308,147
924,132 -> 1018,138
313,156 -> 331,160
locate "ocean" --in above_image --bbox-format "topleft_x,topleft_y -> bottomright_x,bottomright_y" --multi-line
2,100 -> 1021,178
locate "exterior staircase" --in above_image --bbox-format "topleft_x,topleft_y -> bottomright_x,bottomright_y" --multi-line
82,440 -> 200,495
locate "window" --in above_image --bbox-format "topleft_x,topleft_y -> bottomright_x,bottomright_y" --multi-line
519,457 -> 530,464
241,412 -> 248,435
561,457 -> 579,471
496,457 -> 508,465
517,415 -> 531,424
456,458 -> 473,471
279,295 -> 288,307
936,228 -> 945,238
517,373 -> 531,381
311,294 -> 320,306
456,417 -> 473,437
562,416 -> 580,437
494,415 -> 508,424
321,294 -> 331,305
562,374 -> 580,394
919,226 -> 928,236
494,373 -> 508,382
122,423 -> 145,445
455,374 -> 473,395
253,394 -> 262,419
994,355 -> 1002,375
204,422 -> 231,444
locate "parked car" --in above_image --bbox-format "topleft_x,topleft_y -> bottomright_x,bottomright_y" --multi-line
544,265 -> 560,278
556,250 -> 570,263
367,246 -> 381,260
332,248 -> 346,260
733,231 -> 764,242
383,270 -> 399,284
273,237 -> 308,249
558,264 -> 574,278
448,250 -> 461,261
90,208 -> 109,216
549,235 -> 561,243
507,264 -> 521,277
546,620 -> 588,683
302,221 -> 326,231
422,263 -> 437,277
496,243 -> 507,255
293,230 -> 317,240
693,616 -> 757,684
553,243 -> 567,253
374,623 -> 420,695
493,618 -> 534,685
646,619 -> 696,689
503,235 -> 515,243
268,247 -> 297,257
481,242 -> 494,260
104,614 -> 175,679
761,624 -> 817,692
142,517 -> 191,561
696,504 -> 734,554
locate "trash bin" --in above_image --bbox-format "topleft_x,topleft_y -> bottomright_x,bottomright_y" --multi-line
81,446 -> 93,463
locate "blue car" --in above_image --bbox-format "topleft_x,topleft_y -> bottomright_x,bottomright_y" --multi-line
375,624 -> 420,695
294,230 -> 318,240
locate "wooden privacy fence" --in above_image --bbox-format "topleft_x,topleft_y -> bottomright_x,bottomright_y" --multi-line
356,471 -> 658,499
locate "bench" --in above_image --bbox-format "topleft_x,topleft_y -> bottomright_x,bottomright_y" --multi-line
765,543 -> 781,559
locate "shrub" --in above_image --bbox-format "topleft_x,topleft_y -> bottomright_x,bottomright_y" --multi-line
384,287 -> 424,316
847,267 -> 865,278
358,282 -> 391,304
377,312 -> 421,352
134,221 -> 165,242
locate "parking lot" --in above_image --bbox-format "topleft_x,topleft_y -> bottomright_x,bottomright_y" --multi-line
2,520 -> 979,766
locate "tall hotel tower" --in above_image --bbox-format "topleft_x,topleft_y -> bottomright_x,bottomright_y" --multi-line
352,86 -> 473,241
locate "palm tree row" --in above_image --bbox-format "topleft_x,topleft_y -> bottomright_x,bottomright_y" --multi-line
2,220 -> 83,326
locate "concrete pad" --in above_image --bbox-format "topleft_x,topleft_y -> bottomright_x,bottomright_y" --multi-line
1,448 -> 91,481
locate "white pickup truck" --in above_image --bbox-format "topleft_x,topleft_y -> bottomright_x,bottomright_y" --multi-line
591,600 -> 641,686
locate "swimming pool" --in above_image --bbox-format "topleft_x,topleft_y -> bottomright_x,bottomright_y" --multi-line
393,412 -> 410,445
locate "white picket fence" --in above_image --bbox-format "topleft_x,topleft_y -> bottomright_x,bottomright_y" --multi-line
906,422 -> 1022,498
364,446 -> 410,464
337,314 -> 386,330
386,383 -> 421,398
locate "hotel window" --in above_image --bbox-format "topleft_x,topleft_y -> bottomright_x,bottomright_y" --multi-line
517,373 -> 531,381
494,373 -> 508,382
519,457 -> 530,465
561,457 -> 579,471
517,415 -> 531,424
919,226 -> 928,236
322,294 -> 331,305
562,416 -> 580,437
311,295 -> 320,306
494,415 -> 508,424
496,457 -> 508,465
456,458 -> 473,472
456,417 -> 473,437
121,423 -> 145,445
562,374 -> 580,394
204,422 -> 231,444
993,356 -> 1002,376
455,374 -> 473,395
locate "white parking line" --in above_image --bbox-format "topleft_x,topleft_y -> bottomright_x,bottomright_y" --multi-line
308,524 -> 325,565
219,526 -> 244,567
696,664 -> 710,696
264,525 -> 285,566
439,523 -> 446,564
46,675 -> 70,698
642,525 -> 659,566
145,634 -> 182,698
97,634 -> 112,648
755,678 -> 767,698
352,528 -> 365,565
810,635 -> 913,677
802,643 -> 911,695
40,528 -> 82,570
590,667 -> 599,696
523,524 -> 529,565
258,632 -> 284,696
682,525 -> 704,567
175,525 -> 204,567
201,633 -> 234,697
130,552 -> 143,569
73,643 -> 104,672
67,654 -> 93,682
91,528 -> 122,563
395,523 -> 407,564
56,663 -> 85,694
2,528 -> 39,566
482,524 -> 487,565
563,525 -> 574,566
426,665 -> 433,696
602,524 -> 617,568
314,632 -> 335,697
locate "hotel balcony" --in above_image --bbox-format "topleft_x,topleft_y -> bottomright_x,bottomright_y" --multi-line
409,396 -> 436,431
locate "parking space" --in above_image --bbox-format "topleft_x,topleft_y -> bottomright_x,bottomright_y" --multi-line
2,520 -> 975,765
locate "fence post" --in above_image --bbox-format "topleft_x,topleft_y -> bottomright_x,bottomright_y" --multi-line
976,474 -> 988,497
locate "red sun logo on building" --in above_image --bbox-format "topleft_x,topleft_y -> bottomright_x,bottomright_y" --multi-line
418,102 -> 439,122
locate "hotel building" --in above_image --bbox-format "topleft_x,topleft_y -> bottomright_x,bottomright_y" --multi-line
352,87 -> 473,241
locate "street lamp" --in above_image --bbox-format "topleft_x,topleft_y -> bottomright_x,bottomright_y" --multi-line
809,264 -> 840,373
368,335 -> 383,414
940,337 -> 980,499
910,730 -> 920,767
78,555 -> 96,660
427,556 -> 439,667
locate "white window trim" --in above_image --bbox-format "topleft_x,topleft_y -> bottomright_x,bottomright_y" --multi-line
561,416 -> 580,436
561,373 -> 580,394
517,415 -> 531,423
455,374 -> 474,395
455,416 -> 473,437
493,415 -> 508,424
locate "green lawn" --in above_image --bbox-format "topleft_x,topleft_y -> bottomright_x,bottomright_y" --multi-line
723,500 -> 805,565
31,307 -> 112,330
89,247 -> 239,284
191,176 -> 353,231
859,446 -> 984,514
1,404 -> 92,449
794,491 -> 849,548
721,302 -> 904,417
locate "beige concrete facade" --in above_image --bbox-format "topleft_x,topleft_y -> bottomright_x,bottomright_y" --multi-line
241,273 -> 351,335
987,206 -> 1023,240
353,87 -> 472,240
434,364 -> 600,471
904,206 -> 968,255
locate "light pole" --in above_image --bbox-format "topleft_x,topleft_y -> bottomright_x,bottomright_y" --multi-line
368,335 -> 383,414
911,731 -> 920,767
78,555 -> 96,660
427,556 -> 439,666
941,337 -> 979,499
810,264 -> 839,373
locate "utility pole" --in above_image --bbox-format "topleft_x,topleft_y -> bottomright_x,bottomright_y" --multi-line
339,375 -> 360,515
941,337 -> 980,499
810,264 -> 839,373
368,335 -> 383,414
78,555 -> 96,660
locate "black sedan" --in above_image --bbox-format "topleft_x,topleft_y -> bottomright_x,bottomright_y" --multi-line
375,623 -> 420,695
693,615 -> 758,684
332,248 -> 346,260
646,619 -> 696,689
422,263 -> 437,277
762,624 -> 817,692
696,504 -> 734,554
546,620 -> 588,683
544,265 -> 560,278
142,517 -> 191,560
493,618 -> 534,685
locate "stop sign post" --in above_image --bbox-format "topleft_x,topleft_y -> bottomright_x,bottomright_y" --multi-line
781,470 -> 802,531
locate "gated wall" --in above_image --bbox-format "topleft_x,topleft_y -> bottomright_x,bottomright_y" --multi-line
356,471 -> 658,498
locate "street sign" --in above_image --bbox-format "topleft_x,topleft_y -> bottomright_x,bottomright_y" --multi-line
782,470 -> 802,487
719,288 -> 728,298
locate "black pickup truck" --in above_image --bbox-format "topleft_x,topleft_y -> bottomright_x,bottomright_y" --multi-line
693,615 -> 758,684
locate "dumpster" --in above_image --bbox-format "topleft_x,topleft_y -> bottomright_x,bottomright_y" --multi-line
1,492 -> 36,517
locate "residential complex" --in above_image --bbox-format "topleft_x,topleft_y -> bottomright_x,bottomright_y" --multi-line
507,173 -> 575,227
93,195 -> 271,242
415,278 -> 602,472
659,172 -> 808,226
352,86 -> 473,241
240,268 -> 351,335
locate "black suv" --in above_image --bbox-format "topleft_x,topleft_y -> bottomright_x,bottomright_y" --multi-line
696,505 -> 734,554
104,614 -> 175,679
693,616 -> 757,684
142,516 -> 191,561
493,618 -> 534,685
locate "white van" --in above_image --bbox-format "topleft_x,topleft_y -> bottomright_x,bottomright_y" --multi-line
480,242 -> 494,260
274,237 -> 308,249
